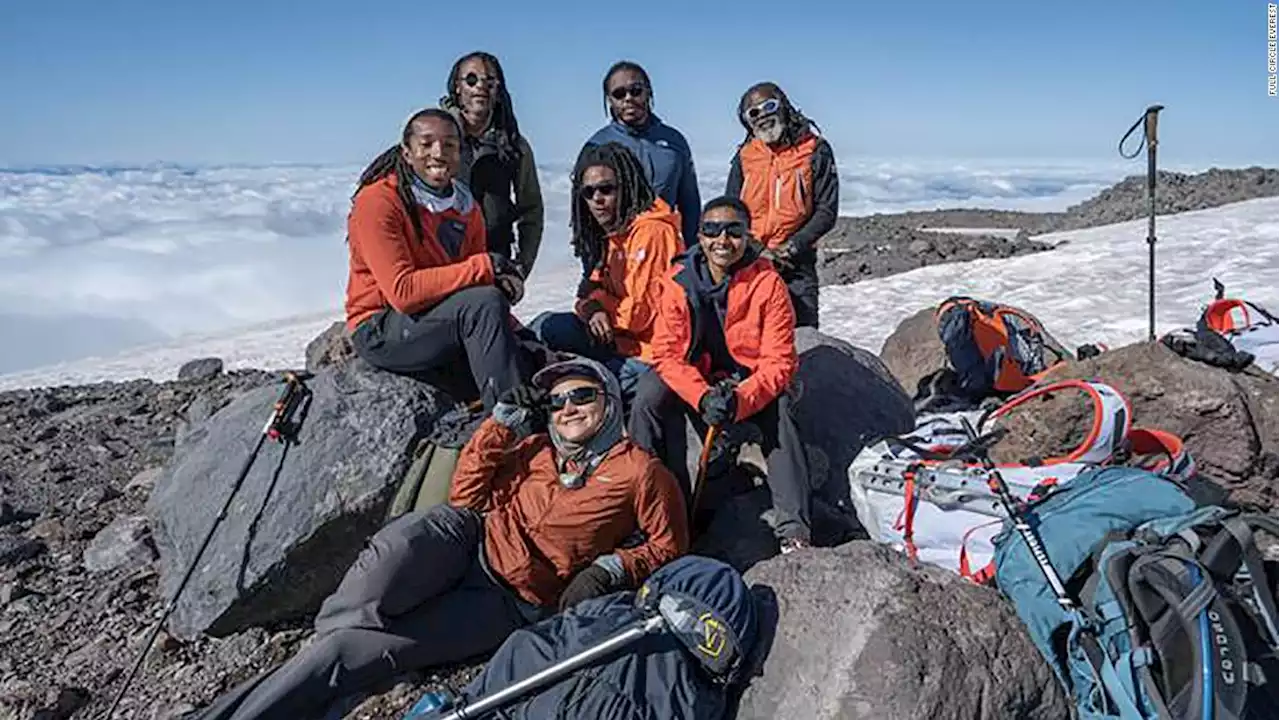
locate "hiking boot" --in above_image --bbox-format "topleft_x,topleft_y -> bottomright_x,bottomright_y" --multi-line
779,537 -> 811,555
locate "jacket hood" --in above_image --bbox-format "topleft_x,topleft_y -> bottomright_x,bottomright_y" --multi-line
635,555 -> 758,685
671,240 -> 763,295
621,197 -> 681,239
531,356 -> 624,488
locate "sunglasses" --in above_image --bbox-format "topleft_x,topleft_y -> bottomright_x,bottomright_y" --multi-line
699,220 -> 747,239
548,386 -> 601,411
462,72 -> 500,89
579,182 -> 617,200
743,98 -> 782,121
609,83 -> 648,101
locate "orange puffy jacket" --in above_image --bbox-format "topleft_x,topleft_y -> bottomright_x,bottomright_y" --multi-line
574,199 -> 684,362
345,174 -> 494,332
449,418 -> 689,608
650,246 -> 798,421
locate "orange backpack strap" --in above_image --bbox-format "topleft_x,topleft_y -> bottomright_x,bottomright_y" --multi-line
987,379 -> 1132,465
1127,427 -> 1197,482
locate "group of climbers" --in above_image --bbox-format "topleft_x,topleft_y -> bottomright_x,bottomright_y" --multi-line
195,52 -> 836,720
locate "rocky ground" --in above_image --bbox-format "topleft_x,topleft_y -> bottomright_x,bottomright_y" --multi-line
816,166 -> 1279,286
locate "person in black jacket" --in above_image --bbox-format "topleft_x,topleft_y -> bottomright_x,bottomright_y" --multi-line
442,51 -> 545,277
725,82 -> 838,329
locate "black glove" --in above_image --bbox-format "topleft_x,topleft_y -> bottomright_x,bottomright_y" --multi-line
492,384 -> 548,438
496,274 -> 525,306
762,240 -> 798,270
1076,344 -> 1103,360
698,381 -> 738,427
558,564 -> 618,612
489,252 -> 524,280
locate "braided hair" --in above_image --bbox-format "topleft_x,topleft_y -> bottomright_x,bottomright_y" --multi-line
736,82 -> 820,147
570,142 -> 655,274
601,60 -> 653,119
445,51 -> 523,163
351,108 -> 461,246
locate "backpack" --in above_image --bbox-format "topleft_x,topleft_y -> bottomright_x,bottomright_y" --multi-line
992,467 -> 1279,719
936,296 -> 1071,398
847,379 -> 1194,579
1198,279 -> 1279,375
385,402 -> 487,521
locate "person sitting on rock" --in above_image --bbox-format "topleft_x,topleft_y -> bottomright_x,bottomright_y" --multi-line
628,196 -> 814,554
580,60 -> 701,246
344,108 -> 529,410
530,143 -> 683,405
441,51 -> 545,277
725,82 -> 838,329
193,357 -> 690,720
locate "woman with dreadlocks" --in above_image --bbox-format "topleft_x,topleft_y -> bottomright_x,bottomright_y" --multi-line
344,108 -> 528,410
725,82 -> 838,329
530,142 -> 682,405
441,51 -> 545,277
579,60 -> 701,247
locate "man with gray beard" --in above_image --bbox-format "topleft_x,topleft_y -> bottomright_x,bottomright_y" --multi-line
725,83 -> 838,329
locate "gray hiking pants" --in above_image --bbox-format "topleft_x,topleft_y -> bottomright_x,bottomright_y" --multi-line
194,505 -> 542,720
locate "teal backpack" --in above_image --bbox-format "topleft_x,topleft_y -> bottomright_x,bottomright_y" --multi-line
992,466 -> 1278,719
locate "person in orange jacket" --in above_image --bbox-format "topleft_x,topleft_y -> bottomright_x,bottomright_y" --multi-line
192,357 -> 689,720
628,196 -> 814,554
725,83 -> 838,329
531,142 -> 683,404
344,108 -> 529,409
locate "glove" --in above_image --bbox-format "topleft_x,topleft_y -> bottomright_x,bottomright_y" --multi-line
558,564 -> 618,612
489,252 -> 524,280
698,381 -> 738,427
496,274 -> 525,306
492,384 -> 548,439
762,240 -> 797,269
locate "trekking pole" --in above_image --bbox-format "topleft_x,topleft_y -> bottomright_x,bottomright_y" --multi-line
958,418 -> 1077,610
103,371 -> 311,719
691,425 -> 720,514
434,612 -> 668,719
1119,104 -> 1164,342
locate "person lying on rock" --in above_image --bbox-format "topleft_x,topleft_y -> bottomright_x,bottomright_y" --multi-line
628,196 -> 814,555
725,82 -> 838,330
344,107 -> 528,410
530,142 -> 683,407
192,357 -> 689,720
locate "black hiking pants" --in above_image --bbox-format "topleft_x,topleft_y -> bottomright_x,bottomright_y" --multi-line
351,285 -> 525,409
627,371 -> 812,543
778,258 -> 820,329
194,505 -> 543,720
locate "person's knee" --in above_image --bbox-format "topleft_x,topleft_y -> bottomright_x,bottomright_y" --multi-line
630,370 -> 674,414
457,284 -> 508,315
532,312 -> 582,348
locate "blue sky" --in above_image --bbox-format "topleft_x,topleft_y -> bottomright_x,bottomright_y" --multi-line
1,0 -> 1276,168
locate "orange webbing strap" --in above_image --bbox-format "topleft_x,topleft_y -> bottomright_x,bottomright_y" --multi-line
1128,427 -> 1196,482
893,465 -> 922,566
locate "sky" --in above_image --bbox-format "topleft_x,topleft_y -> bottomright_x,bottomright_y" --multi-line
1,0 -> 1277,169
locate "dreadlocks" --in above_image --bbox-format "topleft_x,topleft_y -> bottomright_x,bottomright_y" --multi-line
601,60 -> 653,119
736,82 -> 820,147
445,51 -> 523,163
351,108 -> 461,246
570,142 -> 655,274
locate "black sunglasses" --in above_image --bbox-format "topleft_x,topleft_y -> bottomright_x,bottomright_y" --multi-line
548,386 -> 601,410
699,220 -> 747,239
609,83 -> 647,100
463,72 -> 500,89
580,182 -> 617,200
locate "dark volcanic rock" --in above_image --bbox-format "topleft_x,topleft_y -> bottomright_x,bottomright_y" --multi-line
0,535 -> 45,567
178,357 -> 225,382
305,321 -> 356,372
148,358 -> 452,640
83,515 -> 156,573
736,542 -> 1069,719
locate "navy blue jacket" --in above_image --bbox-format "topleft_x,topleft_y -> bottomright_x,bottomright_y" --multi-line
582,115 -> 701,246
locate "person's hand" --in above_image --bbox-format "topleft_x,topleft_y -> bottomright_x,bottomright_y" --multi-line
763,240 -> 797,269
492,384 -> 548,439
488,252 -> 524,280
698,380 -> 738,427
558,565 -> 617,612
496,274 -> 525,306
587,311 -> 614,346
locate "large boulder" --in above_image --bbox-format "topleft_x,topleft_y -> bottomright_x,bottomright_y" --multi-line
305,321 -> 356,372
148,359 -> 451,640
735,542 -> 1069,719
993,341 -> 1278,512
877,306 -> 946,396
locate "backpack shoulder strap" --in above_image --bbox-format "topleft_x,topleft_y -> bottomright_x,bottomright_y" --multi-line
987,380 -> 1131,465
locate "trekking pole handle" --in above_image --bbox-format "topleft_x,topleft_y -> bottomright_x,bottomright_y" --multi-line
265,371 -> 310,441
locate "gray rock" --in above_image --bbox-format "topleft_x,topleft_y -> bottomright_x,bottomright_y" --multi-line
178,357 -> 224,382
0,581 -> 31,606
84,515 -> 156,573
126,467 -> 164,493
0,536 -> 44,567
148,359 -> 451,640
736,542 -> 1069,719
74,485 -> 118,512
305,321 -> 356,372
